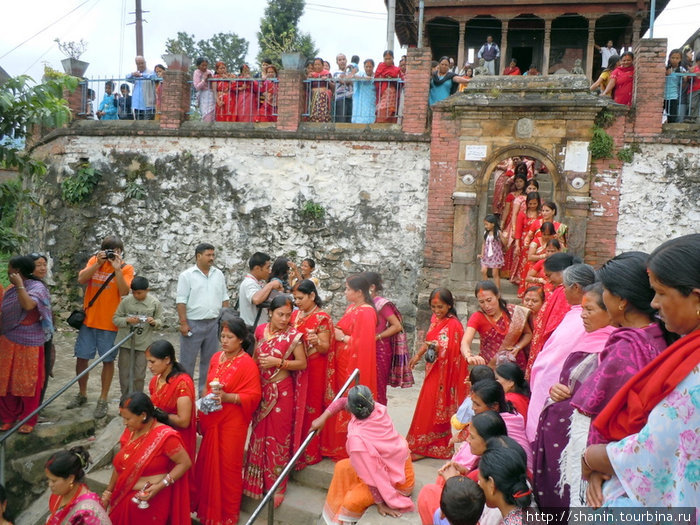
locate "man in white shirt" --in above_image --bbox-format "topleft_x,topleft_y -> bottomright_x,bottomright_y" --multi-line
238,252 -> 282,327
595,40 -> 619,69
176,243 -> 229,391
477,36 -> 500,75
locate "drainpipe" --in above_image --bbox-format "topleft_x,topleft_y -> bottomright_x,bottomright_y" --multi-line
387,0 -> 396,52
648,0 -> 656,38
418,0 -> 425,48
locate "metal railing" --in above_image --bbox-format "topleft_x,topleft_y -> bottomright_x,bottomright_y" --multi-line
302,77 -> 404,124
664,72 -> 698,123
0,331 -> 134,484
76,77 -> 162,120
245,367 -> 361,525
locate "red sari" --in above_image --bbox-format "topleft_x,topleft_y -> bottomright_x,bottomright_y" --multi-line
243,324 -> 305,497
466,305 -> 527,370
194,351 -> 261,525
109,424 -> 190,525
256,78 -> 278,122
148,373 -> 196,462
290,307 -> 333,469
374,63 -> 402,123
322,304 -> 378,460
526,285 -> 570,380
512,210 -> 541,288
214,75 -> 235,122
234,77 -> 259,122
406,314 -> 467,459
517,235 -> 547,297
502,192 -> 526,278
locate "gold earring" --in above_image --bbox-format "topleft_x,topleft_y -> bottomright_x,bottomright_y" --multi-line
618,304 -> 624,311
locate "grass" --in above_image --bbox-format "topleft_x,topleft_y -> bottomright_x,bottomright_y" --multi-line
0,252 -> 9,288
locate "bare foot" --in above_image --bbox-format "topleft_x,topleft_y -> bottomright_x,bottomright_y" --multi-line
273,492 -> 285,508
411,453 -> 426,461
377,502 -> 402,518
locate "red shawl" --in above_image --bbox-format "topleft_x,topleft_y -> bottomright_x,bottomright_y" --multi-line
594,329 -> 700,441
374,63 -> 401,97
526,285 -> 570,379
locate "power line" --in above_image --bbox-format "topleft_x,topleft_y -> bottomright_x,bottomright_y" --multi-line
0,0 -> 94,60
306,2 -> 386,15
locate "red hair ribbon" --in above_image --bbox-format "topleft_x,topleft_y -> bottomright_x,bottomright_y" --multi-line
513,489 -> 532,498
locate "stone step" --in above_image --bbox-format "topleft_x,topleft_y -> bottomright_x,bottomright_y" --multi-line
290,458 -> 335,491
240,482 -> 327,525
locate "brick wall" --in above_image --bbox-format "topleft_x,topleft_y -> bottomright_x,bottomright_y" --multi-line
423,110 -> 460,269
402,48 -> 432,134
632,38 -> 667,137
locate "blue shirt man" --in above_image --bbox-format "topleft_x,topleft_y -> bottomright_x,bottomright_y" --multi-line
126,56 -> 157,120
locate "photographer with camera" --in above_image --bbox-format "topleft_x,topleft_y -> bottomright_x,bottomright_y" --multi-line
237,252 -> 283,328
113,276 -> 163,398
67,236 -> 134,418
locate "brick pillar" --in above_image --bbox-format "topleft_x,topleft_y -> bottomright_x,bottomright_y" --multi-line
63,83 -> 87,121
276,70 -> 305,132
423,110 -> 460,268
632,38 -> 667,137
402,48 -> 432,134
159,69 -> 190,130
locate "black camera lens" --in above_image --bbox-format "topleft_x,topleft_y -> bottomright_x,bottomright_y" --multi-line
105,250 -> 116,260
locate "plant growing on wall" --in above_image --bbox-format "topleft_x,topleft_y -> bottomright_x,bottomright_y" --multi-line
300,200 -> 325,220
125,180 -> 147,200
616,144 -> 640,163
0,178 -> 32,253
61,163 -> 101,204
594,108 -> 615,129
590,126 -> 614,160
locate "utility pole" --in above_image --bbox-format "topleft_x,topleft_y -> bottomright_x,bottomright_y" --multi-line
134,0 -> 144,56
386,0 -> 396,52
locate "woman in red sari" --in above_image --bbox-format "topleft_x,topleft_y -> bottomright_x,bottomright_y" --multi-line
257,65 -> 279,122
45,447 -> 110,525
308,57 -> 333,122
102,392 -> 191,525
291,279 -> 333,470
500,170 -> 528,279
602,51 -> 635,106
460,281 -> 532,370
235,63 -> 259,122
244,295 -> 307,507
526,253 -> 579,379
194,315 -> 261,525
521,239 -> 562,297
365,272 -> 405,406
213,61 -> 235,122
518,221 -> 556,298
322,274 -> 378,461
512,190 -> 542,288
146,340 -> 195,463
406,288 -> 472,460
375,50 -> 402,123
524,201 -> 567,251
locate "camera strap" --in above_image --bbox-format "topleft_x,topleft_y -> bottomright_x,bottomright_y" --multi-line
85,264 -> 124,310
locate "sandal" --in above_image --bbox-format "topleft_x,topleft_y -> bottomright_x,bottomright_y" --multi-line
0,422 -> 12,432
18,424 -> 34,434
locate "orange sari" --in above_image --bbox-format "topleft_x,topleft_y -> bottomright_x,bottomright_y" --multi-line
406,314 -> 467,459
290,307 -> 333,469
322,303 -> 377,460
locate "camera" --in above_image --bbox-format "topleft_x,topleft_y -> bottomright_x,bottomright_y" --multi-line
104,250 -> 117,260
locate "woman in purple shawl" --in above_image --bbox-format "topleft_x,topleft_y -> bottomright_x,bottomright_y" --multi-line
0,255 -> 53,434
532,282 -> 615,510
560,252 -> 671,507
365,272 -> 412,406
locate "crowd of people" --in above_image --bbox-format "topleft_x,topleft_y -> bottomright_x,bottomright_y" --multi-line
0,229 -> 698,524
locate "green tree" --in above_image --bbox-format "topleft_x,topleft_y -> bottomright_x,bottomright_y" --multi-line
0,74 -> 76,251
257,0 -> 318,67
164,31 -> 249,72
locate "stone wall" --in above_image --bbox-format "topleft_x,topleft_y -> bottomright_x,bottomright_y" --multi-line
23,130 -> 430,330
616,143 -> 700,253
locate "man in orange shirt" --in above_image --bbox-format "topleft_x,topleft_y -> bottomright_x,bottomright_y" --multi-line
66,236 -> 134,418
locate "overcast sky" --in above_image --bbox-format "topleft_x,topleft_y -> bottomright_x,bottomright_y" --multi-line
1,0 -> 696,82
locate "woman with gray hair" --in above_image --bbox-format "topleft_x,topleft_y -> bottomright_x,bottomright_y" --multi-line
312,385 -> 414,523
526,262 -> 595,442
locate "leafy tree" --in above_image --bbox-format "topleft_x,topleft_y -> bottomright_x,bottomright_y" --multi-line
0,74 -> 77,177
0,74 -> 76,251
164,32 -> 249,72
257,0 -> 318,67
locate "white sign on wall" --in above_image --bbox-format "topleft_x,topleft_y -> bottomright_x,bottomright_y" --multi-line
464,144 -> 488,161
564,141 -> 590,172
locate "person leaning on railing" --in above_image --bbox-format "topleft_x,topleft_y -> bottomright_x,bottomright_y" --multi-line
0,255 -> 53,435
